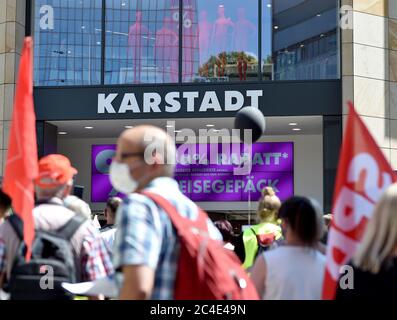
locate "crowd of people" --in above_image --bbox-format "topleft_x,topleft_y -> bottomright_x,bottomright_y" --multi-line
0,125 -> 396,300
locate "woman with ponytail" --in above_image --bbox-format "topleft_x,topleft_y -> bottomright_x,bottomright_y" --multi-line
240,187 -> 282,270
251,196 -> 326,300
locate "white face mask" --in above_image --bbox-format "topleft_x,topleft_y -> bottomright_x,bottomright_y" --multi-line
109,161 -> 140,194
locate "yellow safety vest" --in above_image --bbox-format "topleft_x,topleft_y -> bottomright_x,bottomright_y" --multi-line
242,222 -> 282,270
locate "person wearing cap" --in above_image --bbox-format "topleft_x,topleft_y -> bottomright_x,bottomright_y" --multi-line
0,154 -> 114,298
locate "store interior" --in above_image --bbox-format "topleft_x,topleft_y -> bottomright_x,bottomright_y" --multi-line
48,115 -> 324,230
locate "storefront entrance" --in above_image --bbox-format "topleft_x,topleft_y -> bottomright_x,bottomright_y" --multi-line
42,115 -> 325,224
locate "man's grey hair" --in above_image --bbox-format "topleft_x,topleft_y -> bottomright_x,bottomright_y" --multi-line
35,179 -> 73,200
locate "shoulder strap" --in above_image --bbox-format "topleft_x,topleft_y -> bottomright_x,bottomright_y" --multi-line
57,215 -> 86,241
141,191 -> 208,233
7,214 -> 24,241
250,227 -> 260,247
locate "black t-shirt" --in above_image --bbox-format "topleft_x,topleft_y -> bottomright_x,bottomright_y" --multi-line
335,258 -> 397,300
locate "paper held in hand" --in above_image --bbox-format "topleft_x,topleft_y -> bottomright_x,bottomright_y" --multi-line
62,276 -> 119,298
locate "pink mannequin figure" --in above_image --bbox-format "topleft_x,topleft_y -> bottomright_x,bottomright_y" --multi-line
211,5 -> 234,55
233,7 -> 256,53
155,16 -> 179,83
128,11 -> 150,83
197,10 -> 213,66
182,1 -> 199,81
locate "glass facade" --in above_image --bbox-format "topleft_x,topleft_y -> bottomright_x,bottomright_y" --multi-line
267,0 -> 339,80
105,0 -> 180,84
182,0 -> 259,83
34,0 -> 102,86
33,0 -> 340,86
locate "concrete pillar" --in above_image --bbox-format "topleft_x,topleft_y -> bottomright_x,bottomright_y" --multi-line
342,1 -> 397,166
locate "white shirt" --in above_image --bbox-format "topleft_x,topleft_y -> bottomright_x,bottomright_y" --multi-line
263,246 -> 326,300
101,227 -> 117,252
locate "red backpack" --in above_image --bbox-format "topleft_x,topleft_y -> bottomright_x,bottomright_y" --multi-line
142,191 -> 259,300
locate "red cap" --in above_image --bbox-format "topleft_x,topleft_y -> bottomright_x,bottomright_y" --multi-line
35,154 -> 78,189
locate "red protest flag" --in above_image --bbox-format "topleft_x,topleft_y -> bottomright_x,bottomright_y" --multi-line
322,102 -> 397,299
2,37 -> 38,261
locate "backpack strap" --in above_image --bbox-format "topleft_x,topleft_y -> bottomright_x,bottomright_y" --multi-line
7,214 -> 23,241
250,227 -> 260,244
141,191 -> 208,234
57,215 -> 86,241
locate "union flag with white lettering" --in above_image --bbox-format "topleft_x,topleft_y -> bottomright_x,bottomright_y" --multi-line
322,102 -> 397,299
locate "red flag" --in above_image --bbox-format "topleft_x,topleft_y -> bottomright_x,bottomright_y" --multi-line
322,102 -> 397,299
2,37 -> 38,261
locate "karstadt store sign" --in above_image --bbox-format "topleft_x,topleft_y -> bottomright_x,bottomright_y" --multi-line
33,82 -> 341,120
97,90 -> 262,115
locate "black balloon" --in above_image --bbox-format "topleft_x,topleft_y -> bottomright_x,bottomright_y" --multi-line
234,107 -> 266,143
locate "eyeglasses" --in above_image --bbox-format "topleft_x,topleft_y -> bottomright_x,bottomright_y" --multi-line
120,152 -> 145,160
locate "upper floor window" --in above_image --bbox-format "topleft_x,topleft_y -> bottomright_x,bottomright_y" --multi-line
263,0 -> 339,81
105,0 -> 180,84
33,0 -> 102,86
32,0 -> 340,87
182,0 -> 259,83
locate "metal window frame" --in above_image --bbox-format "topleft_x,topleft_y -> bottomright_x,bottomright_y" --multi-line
28,0 -> 342,87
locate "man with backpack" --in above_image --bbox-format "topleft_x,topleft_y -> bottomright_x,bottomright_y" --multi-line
112,126 -> 259,300
0,154 -> 113,300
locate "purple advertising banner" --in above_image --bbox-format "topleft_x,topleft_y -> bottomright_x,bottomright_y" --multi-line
91,142 -> 294,202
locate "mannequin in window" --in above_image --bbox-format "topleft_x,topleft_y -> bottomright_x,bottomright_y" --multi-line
211,5 -> 234,55
238,53 -> 248,81
155,16 -> 179,83
216,52 -> 227,78
199,62 -> 210,77
233,7 -> 256,53
197,10 -> 213,67
128,11 -> 150,83
182,4 -> 199,82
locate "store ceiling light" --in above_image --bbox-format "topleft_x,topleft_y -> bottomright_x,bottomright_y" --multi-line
206,124 -> 215,127
316,13 -> 322,17
175,130 -> 182,133
293,128 -> 301,131
85,126 -> 94,130
58,132 -> 67,135
274,25 -> 279,30
289,123 -> 298,126
267,4 -> 272,8
125,125 -> 133,129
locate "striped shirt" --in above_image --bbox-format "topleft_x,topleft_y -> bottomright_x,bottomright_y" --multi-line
113,177 -> 222,300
